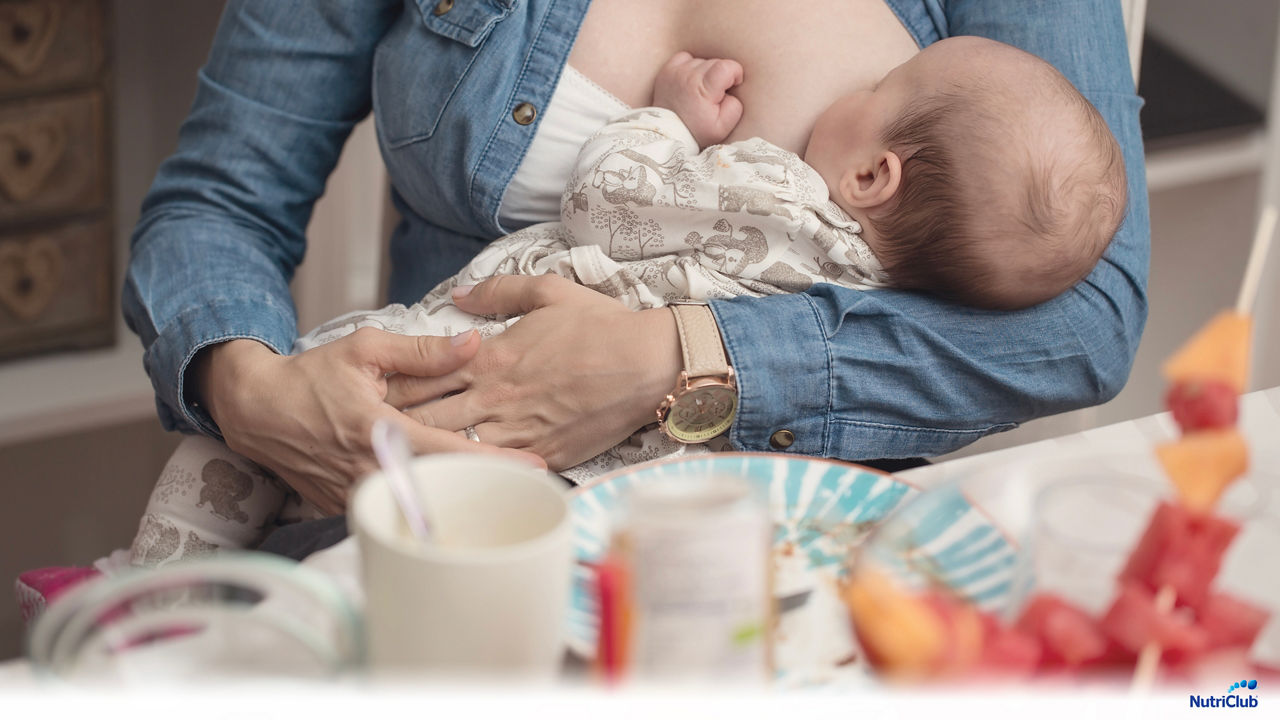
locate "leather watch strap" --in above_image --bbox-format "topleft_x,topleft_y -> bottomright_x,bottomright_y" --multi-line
670,303 -> 730,380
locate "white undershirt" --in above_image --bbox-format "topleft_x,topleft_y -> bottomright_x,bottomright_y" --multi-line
497,65 -> 631,230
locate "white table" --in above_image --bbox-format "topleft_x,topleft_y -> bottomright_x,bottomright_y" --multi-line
899,385 -> 1280,672
901,385 -> 1280,521
6,387 -> 1277,685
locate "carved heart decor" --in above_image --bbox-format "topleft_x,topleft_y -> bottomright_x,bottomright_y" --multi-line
0,116 -> 65,202
0,1 -> 62,77
0,235 -> 62,321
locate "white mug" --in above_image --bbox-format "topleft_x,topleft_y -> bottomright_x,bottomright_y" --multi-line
349,454 -> 572,678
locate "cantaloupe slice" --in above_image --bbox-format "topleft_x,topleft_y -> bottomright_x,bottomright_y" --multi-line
1155,428 -> 1249,512
1162,311 -> 1253,393
841,569 -> 945,677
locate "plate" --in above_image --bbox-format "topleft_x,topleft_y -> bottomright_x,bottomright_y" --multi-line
564,452 -> 1016,672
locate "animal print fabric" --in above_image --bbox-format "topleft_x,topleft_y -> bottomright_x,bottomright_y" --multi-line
299,108 -> 885,351
130,435 -> 315,568
131,108 -> 889,564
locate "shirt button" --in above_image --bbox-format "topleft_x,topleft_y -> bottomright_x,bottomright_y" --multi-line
512,102 -> 538,125
769,429 -> 795,450
433,0 -> 454,16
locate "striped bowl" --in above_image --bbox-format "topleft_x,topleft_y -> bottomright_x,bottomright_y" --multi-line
565,452 -> 1016,661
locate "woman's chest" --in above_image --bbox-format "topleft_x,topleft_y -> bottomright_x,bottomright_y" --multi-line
569,0 -> 919,153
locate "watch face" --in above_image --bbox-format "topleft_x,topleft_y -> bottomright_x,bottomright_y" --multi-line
666,385 -> 737,443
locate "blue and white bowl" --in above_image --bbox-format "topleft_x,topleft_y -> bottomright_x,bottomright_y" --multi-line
565,453 -> 1016,662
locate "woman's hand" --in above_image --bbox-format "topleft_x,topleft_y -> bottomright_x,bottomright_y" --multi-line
192,329 -> 544,516
653,51 -> 744,148
384,275 -> 684,471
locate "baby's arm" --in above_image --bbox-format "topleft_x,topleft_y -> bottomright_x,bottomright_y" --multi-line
652,52 -> 744,148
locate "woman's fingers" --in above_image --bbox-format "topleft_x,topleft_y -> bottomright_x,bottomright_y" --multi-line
402,388 -> 473,432
498,447 -> 548,468
355,328 -> 479,408
198,328 -> 496,516
453,274 -> 607,317
383,371 -> 468,412
422,290 -> 680,470
451,421 -> 531,452
354,327 -> 480,377
421,398 -> 539,450
387,408 -> 547,469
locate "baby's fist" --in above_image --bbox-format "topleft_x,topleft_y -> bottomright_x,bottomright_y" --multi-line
653,51 -> 744,148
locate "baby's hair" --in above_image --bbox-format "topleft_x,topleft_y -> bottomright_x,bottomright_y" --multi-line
868,52 -> 1127,311
866,91 -> 977,303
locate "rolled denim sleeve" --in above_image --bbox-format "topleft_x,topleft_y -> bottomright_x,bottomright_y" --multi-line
711,0 -> 1149,458
123,1 -> 401,436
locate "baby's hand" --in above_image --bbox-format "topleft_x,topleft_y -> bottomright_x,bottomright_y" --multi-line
653,51 -> 744,148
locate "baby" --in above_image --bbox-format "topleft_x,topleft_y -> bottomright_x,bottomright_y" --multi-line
800,36 -> 1127,310
128,36 -> 1126,567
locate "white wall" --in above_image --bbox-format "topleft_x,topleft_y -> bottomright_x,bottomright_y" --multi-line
0,1 -> 228,442
0,1 -> 386,442
292,119 -> 386,332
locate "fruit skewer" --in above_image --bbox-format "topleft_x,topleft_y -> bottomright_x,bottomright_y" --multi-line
1131,205 -> 1276,691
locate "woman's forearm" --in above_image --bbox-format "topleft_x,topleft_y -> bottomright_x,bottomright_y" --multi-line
187,339 -> 279,428
124,0 -> 401,435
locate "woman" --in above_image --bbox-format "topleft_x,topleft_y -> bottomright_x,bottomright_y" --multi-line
124,0 -> 1148,515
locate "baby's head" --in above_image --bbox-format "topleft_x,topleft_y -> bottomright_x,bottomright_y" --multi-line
804,36 -> 1126,310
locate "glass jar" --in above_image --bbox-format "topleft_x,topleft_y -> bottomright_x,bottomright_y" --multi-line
27,553 -> 362,683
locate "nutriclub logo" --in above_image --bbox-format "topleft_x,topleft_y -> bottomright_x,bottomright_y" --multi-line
1230,680 -> 1259,693
1190,679 -> 1260,708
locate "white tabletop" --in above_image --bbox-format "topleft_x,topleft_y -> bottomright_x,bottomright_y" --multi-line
900,385 -> 1280,521
7,387 -> 1277,686
899,385 -> 1280,672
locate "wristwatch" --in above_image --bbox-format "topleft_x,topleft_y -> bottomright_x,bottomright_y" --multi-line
657,302 -> 738,443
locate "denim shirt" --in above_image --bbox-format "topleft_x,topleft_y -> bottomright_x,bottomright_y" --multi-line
123,0 -> 1149,459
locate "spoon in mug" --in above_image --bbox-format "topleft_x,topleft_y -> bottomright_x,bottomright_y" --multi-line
370,419 -> 435,542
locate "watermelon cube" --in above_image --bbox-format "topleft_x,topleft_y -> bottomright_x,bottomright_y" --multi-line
1166,380 -> 1239,432
1197,592 -> 1271,650
1100,581 -> 1209,664
976,611 -> 1043,677
1120,501 -> 1240,609
1014,593 -> 1108,667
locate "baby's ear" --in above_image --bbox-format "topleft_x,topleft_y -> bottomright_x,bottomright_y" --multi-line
839,150 -> 902,210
